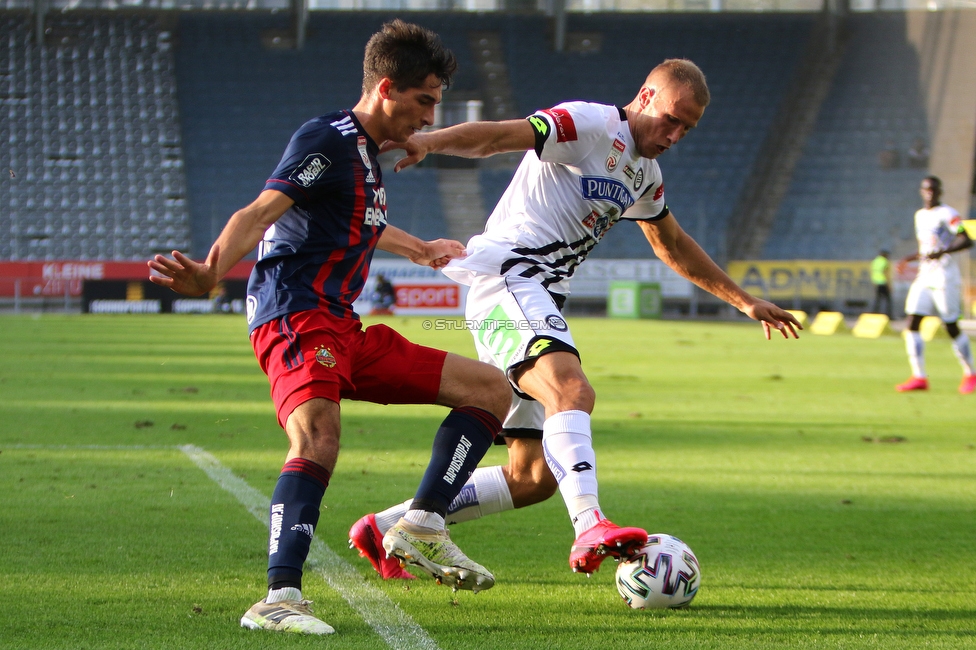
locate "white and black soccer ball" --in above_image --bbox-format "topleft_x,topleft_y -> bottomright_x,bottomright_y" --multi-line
615,534 -> 700,609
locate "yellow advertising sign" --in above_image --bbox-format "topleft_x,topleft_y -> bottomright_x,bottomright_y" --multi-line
727,260 -> 873,300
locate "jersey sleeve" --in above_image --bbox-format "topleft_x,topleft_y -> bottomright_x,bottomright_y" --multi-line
526,102 -> 603,165
621,164 -> 669,221
264,119 -> 341,206
946,207 -> 964,233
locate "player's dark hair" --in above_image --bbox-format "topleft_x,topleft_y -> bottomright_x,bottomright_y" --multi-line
362,20 -> 457,95
650,59 -> 710,108
922,175 -> 942,189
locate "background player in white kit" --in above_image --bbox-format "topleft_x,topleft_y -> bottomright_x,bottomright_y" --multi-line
349,59 -> 802,579
895,176 -> 975,394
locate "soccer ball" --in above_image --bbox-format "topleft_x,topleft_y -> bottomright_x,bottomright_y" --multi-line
615,534 -> 700,609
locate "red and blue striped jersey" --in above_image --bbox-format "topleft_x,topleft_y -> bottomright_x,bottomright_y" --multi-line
245,110 -> 387,332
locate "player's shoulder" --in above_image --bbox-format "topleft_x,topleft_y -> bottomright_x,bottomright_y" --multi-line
292,110 -> 360,148
939,203 -> 962,220
535,101 -> 617,133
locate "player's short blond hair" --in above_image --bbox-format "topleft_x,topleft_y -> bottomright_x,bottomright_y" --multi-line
648,59 -> 710,108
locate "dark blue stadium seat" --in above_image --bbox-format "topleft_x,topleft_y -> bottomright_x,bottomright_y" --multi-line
763,13 -> 929,261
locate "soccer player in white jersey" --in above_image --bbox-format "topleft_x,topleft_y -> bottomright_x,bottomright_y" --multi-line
349,59 -> 801,579
895,176 -> 975,394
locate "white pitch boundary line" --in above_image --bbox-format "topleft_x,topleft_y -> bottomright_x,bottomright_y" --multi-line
179,444 -> 441,650
7,443 -> 440,650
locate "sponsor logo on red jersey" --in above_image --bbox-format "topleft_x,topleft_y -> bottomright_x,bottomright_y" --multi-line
541,108 -> 578,143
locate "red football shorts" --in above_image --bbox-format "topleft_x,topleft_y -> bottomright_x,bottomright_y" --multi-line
250,309 -> 447,428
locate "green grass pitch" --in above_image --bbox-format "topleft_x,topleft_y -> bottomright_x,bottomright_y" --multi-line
0,313 -> 973,649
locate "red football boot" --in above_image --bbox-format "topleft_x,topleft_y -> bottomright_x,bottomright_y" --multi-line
959,374 -> 976,395
895,377 -> 928,392
348,514 -> 414,580
570,518 -> 648,576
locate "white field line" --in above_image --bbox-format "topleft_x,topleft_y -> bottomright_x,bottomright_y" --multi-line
179,444 -> 440,650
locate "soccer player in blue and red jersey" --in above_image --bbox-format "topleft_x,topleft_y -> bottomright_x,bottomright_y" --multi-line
148,20 -> 511,635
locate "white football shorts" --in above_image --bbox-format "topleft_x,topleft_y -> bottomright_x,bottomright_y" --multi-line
465,273 -> 577,433
904,278 -> 961,323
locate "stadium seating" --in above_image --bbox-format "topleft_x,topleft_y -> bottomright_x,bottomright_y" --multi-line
762,13 -> 929,261
0,13 -> 190,261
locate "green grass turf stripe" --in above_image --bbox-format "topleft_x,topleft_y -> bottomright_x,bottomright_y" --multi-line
180,444 -> 441,650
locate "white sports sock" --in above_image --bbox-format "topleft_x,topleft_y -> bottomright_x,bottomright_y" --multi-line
572,506 -> 603,535
542,410 -> 601,534
372,467 -> 514,532
446,466 -> 514,525
905,330 -> 926,378
951,332 -> 975,376
375,500 -> 411,534
266,586 -> 302,604
402,510 -> 445,531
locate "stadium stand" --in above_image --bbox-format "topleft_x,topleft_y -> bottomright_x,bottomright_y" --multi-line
762,13 -> 929,261
0,13 -> 190,261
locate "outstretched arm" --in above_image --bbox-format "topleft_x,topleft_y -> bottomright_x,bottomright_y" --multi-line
639,214 -> 801,340
380,120 -> 535,172
377,225 -> 467,269
147,190 -> 294,296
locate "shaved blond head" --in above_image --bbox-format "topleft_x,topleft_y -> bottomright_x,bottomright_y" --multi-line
647,59 -> 710,108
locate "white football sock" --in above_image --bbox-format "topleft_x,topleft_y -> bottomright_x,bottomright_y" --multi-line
266,586 -> 302,604
447,465 -> 514,525
402,509 -> 445,531
372,466 -> 514,532
951,332 -> 975,376
542,410 -> 601,535
374,500 -> 411,534
905,330 -> 926,378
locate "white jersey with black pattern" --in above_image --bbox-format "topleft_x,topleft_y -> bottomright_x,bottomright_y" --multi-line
914,204 -> 964,287
442,101 -> 668,295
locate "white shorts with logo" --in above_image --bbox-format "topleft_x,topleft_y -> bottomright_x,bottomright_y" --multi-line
905,277 -> 961,323
465,273 -> 576,433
